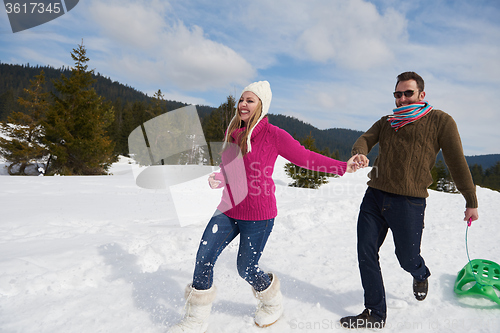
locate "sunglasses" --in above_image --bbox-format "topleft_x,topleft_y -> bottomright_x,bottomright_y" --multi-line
393,90 -> 416,98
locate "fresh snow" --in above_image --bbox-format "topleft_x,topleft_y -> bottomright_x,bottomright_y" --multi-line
0,156 -> 499,332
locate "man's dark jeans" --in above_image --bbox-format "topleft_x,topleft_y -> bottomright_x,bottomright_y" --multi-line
357,187 -> 431,320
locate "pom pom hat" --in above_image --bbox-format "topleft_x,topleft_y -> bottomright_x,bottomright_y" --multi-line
224,80 -> 272,153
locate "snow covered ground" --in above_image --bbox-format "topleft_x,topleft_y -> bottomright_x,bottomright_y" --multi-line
0,156 -> 499,332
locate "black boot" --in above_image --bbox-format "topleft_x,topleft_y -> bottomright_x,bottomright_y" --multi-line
340,309 -> 385,329
413,277 -> 428,301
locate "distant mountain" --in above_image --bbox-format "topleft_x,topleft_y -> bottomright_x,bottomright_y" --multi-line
464,154 -> 500,169
436,152 -> 500,170
267,114 -> 379,161
1,62 -> 497,168
269,114 -> 499,168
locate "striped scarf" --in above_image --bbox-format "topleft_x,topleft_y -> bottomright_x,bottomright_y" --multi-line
388,101 -> 433,131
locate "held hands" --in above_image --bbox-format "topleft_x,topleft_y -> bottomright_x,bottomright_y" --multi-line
346,154 -> 370,173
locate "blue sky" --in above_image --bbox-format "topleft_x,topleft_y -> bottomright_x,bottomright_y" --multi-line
1,0 -> 499,155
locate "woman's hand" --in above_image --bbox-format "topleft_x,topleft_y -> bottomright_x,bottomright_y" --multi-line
208,173 -> 222,189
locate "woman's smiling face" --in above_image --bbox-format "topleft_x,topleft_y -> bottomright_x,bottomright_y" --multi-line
238,91 -> 260,124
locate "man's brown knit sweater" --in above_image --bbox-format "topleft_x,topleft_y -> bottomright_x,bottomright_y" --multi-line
352,109 -> 478,208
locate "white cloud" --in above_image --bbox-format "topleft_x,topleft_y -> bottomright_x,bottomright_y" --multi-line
14,47 -> 68,68
426,78 -> 499,155
159,22 -> 255,90
216,0 -> 407,70
268,73 -> 394,133
294,1 -> 406,69
88,0 -> 168,49
81,0 -> 410,93
87,0 -> 255,91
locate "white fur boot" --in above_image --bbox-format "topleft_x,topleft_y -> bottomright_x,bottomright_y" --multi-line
167,284 -> 217,333
252,273 -> 283,327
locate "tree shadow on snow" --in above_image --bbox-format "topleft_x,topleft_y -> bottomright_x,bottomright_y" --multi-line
98,242 -> 189,327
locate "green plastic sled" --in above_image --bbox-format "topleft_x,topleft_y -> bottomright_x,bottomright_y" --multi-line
454,259 -> 500,306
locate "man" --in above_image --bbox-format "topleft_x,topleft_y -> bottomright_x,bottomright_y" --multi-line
340,72 -> 479,329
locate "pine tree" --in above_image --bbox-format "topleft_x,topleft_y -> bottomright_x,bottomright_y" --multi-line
0,89 -> 20,121
469,164 -> 484,186
43,41 -> 115,175
430,159 -> 457,192
149,89 -> 166,117
483,161 -> 500,191
469,162 -> 500,192
284,133 -> 336,189
0,71 -> 50,175
203,95 -> 236,142
202,95 -> 236,165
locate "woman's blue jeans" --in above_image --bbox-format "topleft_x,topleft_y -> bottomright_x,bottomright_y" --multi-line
357,187 -> 431,320
192,211 -> 274,292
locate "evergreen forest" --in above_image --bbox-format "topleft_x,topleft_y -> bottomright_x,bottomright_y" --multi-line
1,53 -> 499,190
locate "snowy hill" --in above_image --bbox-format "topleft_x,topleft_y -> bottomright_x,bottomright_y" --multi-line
0,156 -> 499,332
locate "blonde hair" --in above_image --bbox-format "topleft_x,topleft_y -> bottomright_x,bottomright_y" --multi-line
224,99 -> 263,155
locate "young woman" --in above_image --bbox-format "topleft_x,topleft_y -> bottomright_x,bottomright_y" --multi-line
168,81 -> 362,333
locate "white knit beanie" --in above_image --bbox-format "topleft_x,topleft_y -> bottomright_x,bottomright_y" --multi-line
224,80 -> 272,153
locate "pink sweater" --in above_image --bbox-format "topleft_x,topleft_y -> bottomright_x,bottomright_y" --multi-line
213,118 -> 347,220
